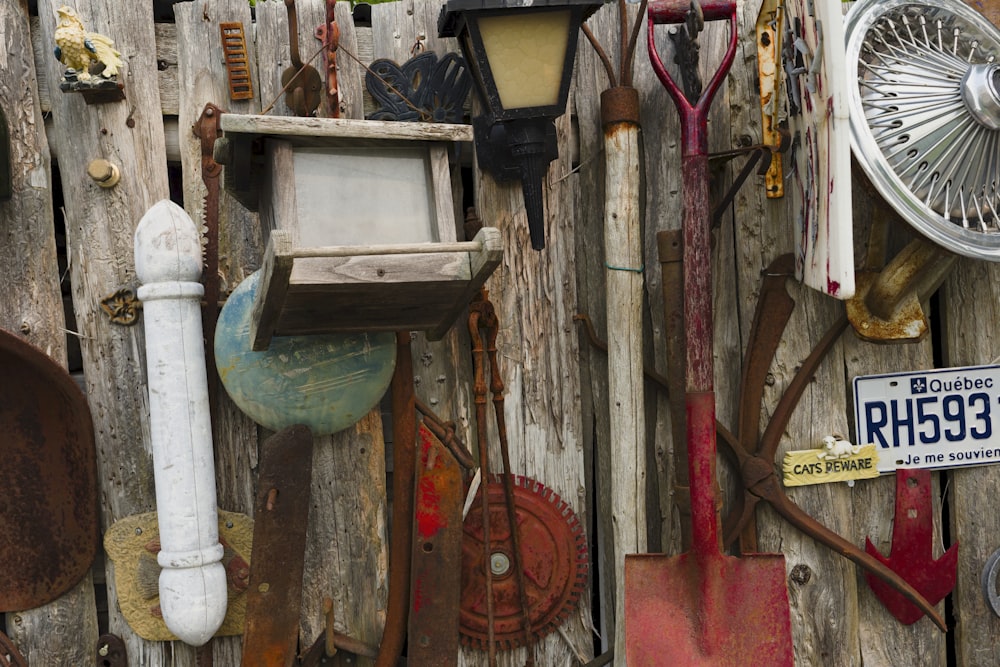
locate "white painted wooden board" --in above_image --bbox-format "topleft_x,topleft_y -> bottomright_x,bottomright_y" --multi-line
783,0 -> 855,299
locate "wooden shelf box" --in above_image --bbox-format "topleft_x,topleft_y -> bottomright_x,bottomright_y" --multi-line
218,114 -> 502,350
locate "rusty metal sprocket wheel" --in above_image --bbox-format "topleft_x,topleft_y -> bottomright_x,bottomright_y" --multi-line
460,474 -> 588,651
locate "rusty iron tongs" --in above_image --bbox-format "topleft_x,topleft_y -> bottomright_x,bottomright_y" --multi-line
469,289 -> 536,666
719,254 -> 948,632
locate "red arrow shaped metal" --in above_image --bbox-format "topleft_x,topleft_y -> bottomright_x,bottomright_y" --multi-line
865,468 -> 958,625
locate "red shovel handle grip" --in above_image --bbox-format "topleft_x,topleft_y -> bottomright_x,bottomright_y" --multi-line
648,0 -> 735,24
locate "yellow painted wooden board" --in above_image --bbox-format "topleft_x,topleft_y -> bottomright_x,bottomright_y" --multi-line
103,510 -> 252,641
782,445 -> 880,487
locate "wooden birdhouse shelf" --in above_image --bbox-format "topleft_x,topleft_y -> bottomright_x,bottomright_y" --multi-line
218,114 -> 502,349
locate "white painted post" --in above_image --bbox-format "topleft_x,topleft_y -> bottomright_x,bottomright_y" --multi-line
134,199 -> 227,646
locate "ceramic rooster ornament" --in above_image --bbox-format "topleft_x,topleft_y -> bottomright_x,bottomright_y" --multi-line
53,6 -> 122,81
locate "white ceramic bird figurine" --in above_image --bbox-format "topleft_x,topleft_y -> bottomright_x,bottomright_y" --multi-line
53,6 -> 122,81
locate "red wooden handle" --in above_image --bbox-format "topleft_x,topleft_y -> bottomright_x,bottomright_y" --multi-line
648,0 -> 735,24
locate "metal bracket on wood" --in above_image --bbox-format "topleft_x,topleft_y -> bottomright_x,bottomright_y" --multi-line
846,238 -> 956,342
95,634 -> 127,667
313,0 -> 340,117
100,287 -> 142,326
755,0 -> 784,197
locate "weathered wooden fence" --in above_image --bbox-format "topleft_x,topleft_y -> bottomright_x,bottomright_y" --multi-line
2,0 -> 1000,664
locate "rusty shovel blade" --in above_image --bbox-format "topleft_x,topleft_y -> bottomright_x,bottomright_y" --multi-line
626,551 -> 793,666
0,329 -> 99,612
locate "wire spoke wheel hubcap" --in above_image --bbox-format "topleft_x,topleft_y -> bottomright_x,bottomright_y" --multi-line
846,0 -> 1000,258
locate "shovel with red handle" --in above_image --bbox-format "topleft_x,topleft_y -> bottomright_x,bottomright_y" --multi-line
625,1 -> 795,663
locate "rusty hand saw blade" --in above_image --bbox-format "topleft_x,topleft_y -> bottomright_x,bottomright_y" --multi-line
240,424 -> 314,667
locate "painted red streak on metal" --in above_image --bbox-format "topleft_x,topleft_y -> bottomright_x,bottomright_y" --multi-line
412,576 -> 426,614
415,427 -> 447,539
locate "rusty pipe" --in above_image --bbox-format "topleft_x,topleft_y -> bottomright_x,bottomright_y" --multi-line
865,238 -> 956,321
373,332 -> 417,667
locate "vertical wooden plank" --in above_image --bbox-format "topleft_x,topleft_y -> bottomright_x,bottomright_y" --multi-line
174,1 -> 261,663
941,257 -> 1000,666
448,70 -> 592,667
0,3 -> 99,664
254,3 -> 389,663
369,0 -> 476,454
947,7 -> 1000,667
35,1 -> 176,664
571,7 -> 617,651
724,0 -> 908,663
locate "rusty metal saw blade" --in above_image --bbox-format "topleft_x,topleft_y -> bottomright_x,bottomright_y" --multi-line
240,424 -> 314,667
408,423 -> 464,665
459,475 -> 588,651
0,329 -> 98,612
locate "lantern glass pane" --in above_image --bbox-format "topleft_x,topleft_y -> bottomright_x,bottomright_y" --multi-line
293,146 -> 438,246
477,10 -> 571,110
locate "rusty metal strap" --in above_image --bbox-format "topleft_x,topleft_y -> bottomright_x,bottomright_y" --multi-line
0,631 -> 27,667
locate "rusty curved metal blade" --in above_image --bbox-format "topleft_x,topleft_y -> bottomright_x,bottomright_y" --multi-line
240,424 -> 314,667
0,329 -> 98,612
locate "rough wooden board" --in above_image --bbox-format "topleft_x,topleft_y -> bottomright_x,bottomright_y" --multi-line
727,0 -> 875,663
368,0 -> 477,487
571,7 -> 622,652
0,4 -> 98,663
221,112 -> 472,142
35,0 -> 175,663
31,19 -> 178,115
941,257 -> 1000,666
174,2 -> 263,661
849,344 -> 947,665
454,90 -> 593,667
367,0 -> 484,659
945,4 -> 1000,663
254,5 -> 389,665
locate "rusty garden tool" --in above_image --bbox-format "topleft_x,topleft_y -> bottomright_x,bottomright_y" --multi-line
282,0 -> 322,116
718,258 -> 948,631
0,329 -> 99,612
865,468 -> 959,625
626,2 -> 794,664
240,424 -> 314,667
374,331 -> 418,667
468,290 -> 537,666
0,630 -> 27,667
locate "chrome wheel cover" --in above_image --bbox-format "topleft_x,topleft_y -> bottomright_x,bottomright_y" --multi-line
846,0 -> 1000,259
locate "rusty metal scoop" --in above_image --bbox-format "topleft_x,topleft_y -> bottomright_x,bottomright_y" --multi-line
0,328 -> 98,611
626,2 -> 794,664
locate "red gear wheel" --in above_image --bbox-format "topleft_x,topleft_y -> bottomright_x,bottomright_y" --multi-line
460,474 -> 589,651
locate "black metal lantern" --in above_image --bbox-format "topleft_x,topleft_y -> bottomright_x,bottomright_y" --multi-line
440,0 -> 606,250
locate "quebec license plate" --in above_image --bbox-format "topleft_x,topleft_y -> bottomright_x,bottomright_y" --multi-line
853,364 -> 1000,473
